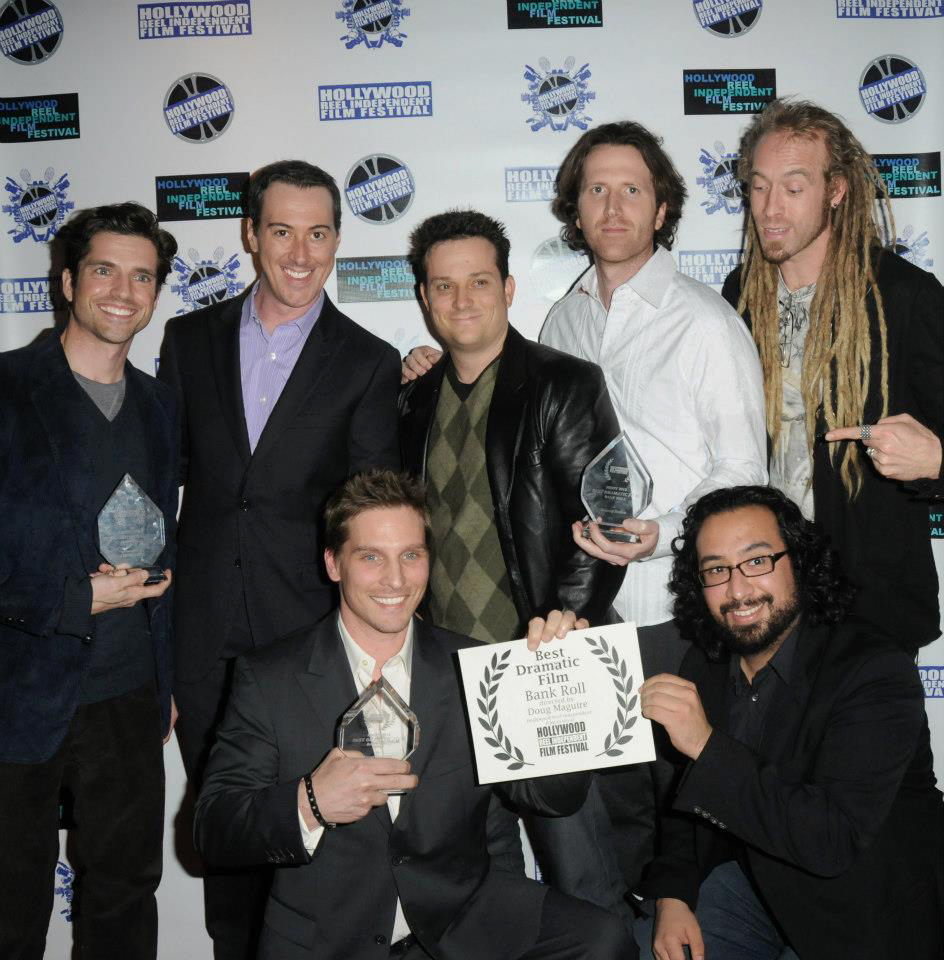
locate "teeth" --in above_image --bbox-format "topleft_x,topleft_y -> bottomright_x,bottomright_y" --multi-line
373,597 -> 404,605
284,268 -> 312,279
731,604 -> 762,618
100,305 -> 133,317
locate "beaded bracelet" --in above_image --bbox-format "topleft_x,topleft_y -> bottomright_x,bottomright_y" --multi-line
303,773 -> 336,830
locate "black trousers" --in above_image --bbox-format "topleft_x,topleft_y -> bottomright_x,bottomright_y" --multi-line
175,654 -> 271,960
0,685 -> 164,960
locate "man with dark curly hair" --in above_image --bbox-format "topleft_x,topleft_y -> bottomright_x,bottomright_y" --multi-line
635,485 -> 943,960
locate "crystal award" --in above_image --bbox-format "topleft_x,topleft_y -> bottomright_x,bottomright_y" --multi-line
581,434 -> 653,544
97,473 -> 167,584
338,677 -> 420,794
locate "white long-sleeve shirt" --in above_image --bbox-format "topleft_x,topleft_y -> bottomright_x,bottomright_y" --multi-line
540,246 -> 767,627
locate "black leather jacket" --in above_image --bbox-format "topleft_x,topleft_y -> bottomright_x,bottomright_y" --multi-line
399,325 -> 624,633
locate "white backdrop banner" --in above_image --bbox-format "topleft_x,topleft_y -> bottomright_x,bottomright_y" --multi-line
1,2 -> 941,956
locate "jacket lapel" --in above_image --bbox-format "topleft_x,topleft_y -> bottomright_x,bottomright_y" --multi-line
29,336 -> 100,572
398,360 -> 446,481
208,290 -> 252,465
250,296 -> 345,463
485,326 -> 529,508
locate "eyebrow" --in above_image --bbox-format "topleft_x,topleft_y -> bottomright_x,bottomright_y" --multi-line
751,168 -> 814,181
86,259 -> 156,277
265,220 -> 334,231
428,270 -> 494,283
699,540 -> 776,563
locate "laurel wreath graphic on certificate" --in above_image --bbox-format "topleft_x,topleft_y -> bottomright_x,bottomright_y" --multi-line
474,635 -> 638,772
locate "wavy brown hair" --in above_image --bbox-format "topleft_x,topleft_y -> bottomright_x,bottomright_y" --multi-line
736,98 -> 894,499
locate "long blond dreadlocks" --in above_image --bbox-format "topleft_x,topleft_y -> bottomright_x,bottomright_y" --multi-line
736,98 -> 895,499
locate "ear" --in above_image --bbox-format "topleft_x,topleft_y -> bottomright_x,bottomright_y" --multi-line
829,176 -> 847,209
654,201 -> 667,233
61,268 -> 74,303
504,274 -> 515,308
324,549 -> 341,584
246,219 -> 259,254
419,282 -> 430,312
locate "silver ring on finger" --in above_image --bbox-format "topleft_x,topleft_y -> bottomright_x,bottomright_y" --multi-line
860,424 -> 871,442
866,446 -> 876,458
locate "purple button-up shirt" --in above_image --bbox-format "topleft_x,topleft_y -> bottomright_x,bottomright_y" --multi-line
239,282 -> 324,452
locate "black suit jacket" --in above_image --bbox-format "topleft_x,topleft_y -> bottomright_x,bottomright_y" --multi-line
642,620 -> 944,960
0,335 -> 177,762
398,325 -> 623,634
722,250 -> 943,647
159,291 -> 401,681
194,615 -> 591,960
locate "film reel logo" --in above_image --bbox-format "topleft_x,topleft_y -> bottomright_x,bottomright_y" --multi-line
859,55 -> 926,124
0,0 -> 63,65
163,73 -> 235,143
171,247 -> 245,314
692,0 -> 761,37
344,154 -> 415,225
697,143 -> 744,215
3,166 -> 73,243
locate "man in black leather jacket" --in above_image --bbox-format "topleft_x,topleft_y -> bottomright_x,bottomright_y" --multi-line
398,209 -> 633,941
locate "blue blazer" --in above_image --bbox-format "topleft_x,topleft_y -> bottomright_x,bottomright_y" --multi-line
0,334 -> 178,763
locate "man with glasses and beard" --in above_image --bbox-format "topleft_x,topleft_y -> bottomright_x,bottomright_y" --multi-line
635,485 -> 942,960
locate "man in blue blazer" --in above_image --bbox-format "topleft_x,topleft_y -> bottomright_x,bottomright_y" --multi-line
0,203 -> 179,960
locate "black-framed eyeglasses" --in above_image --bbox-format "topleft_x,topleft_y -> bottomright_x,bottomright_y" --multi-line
697,551 -> 789,587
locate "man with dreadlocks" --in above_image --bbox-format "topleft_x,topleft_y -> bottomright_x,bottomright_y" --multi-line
722,97 -> 944,651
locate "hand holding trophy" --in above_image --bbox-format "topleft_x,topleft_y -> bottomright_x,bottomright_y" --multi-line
580,434 -> 653,544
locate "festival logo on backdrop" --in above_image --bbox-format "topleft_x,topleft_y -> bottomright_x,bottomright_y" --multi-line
0,276 -> 53,312
170,247 -> 245,313
155,172 -> 248,221
919,666 -> 944,696
893,225 -> 933,270
163,73 -> 235,143
682,69 -> 776,114
0,92 -> 78,142
677,249 -> 742,287
318,82 -> 432,121
873,153 -> 941,199
336,255 -> 415,302
506,0 -> 603,28
692,0 -> 761,37
858,55 -> 926,123
837,0 -> 942,17
0,0 -> 63,64
336,0 -> 409,49
521,57 -> 595,133
530,237 -> 587,300
505,166 -> 558,202
697,143 -> 744,215
138,2 -> 252,38
3,167 -> 73,243
344,154 -> 415,224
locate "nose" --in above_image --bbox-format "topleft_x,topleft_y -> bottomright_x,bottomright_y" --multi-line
454,283 -> 473,310
604,190 -> 620,218
383,560 -> 406,589
725,565 -> 753,602
289,232 -> 307,264
110,270 -> 134,300
763,188 -> 784,221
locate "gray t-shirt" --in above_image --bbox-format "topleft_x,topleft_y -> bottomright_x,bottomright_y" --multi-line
771,276 -> 816,520
73,371 -> 126,421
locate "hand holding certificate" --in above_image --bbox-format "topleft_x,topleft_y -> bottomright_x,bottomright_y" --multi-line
457,623 -> 655,784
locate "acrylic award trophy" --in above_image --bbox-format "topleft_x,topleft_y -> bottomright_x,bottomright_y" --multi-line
96,473 -> 167,584
338,678 -> 420,795
581,434 -> 653,544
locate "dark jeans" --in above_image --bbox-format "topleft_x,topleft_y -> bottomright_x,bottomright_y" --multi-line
0,685 -> 164,960
634,862 -> 800,960
175,654 -> 272,960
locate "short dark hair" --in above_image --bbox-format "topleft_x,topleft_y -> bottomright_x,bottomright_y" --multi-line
56,202 -> 177,288
669,486 -> 855,660
552,121 -> 687,254
244,160 -> 342,232
324,470 -> 430,555
408,209 -> 511,287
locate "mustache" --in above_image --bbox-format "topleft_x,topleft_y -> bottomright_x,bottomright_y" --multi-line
720,594 -> 773,616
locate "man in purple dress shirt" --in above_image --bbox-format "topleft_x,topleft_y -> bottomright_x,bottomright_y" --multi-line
158,160 -> 401,960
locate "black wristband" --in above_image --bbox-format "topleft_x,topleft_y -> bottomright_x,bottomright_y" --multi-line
303,773 -> 336,830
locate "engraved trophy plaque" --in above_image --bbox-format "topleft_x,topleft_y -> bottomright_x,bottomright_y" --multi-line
97,473 -> 167,584
581,434 -> 653,544
338,677 -> 420,795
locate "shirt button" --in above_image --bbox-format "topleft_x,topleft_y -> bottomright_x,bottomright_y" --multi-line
240,499 -> 251,511
391,855 -> 403,866
374,934 -> 387,945
269,352 -> 277,360
234,557 -> 241,568
751,693 -> 759,702
259,396 -> 267,404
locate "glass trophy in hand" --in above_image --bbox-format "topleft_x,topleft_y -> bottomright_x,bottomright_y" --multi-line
97,473 -> 167,584
338,677 -> 420,795
581,434 -> 654,543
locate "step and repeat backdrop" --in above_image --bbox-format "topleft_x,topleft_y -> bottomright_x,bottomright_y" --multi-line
1,1 -> 942,955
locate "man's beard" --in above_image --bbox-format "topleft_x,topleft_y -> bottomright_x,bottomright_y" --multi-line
757,194 -> 832,265
713,593 -> 801,657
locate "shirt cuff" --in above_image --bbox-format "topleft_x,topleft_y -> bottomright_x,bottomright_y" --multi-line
57,576 -> 93,638
647,511 -> 684,562
298,808 -> 325,855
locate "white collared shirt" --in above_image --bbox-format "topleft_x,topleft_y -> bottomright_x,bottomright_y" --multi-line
298,616 -> 414,944
540,246 -> 767,626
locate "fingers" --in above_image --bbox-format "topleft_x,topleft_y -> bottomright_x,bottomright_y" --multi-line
525,610 -> 583,650
401,346 -> 441,383
823,425 -> 863,442
574,518 -> 659,564
572,520 -> 629,565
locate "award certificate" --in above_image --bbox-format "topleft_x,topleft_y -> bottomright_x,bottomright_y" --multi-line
457,624 -> 655,784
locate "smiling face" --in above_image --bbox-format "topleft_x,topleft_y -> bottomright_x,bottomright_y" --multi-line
325,505 -> 429,652
61,231 -> 160,347
749,130 -> 846,286
576,144 -> 666,284
420,235 -> 513,377
247,181 -> 340,327
697,505 -> 800,659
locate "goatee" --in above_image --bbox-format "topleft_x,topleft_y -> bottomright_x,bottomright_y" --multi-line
715,594 -> 801,657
